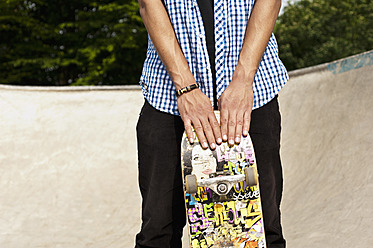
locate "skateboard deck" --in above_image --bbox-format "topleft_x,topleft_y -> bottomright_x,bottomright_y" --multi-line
181,113 -> 266,248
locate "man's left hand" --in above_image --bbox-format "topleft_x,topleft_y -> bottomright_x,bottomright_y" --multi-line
218,65 -> 255,145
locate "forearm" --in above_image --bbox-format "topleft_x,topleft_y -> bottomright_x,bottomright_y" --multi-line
233,0 -> 282,84
218,0 -> 281,143
138,0 -> 195,90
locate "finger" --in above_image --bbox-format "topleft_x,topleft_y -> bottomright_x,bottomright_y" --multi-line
235,111 -> 244,144
192,120 -> 209,149
220,109 -> 228,142
209,112 -> 222,145
242,110 -> 251,137
227,112 -> 236,146
201,117 -> 217,150
184,121 -> 195,144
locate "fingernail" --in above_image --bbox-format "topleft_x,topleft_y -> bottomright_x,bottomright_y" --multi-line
243,130 -> 248,136
203,142 -> 208,148
229,139 -> 234,145
217,138 -> 222,144
223,135 -> 227,141
211,143 -> 216,149
235,137 -> 240,143
189,138 -> 194,143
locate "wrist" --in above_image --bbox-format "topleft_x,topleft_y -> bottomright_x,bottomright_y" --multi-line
171,68 -> 196,91
232,61 -> 256,86
175,83 -> 199,97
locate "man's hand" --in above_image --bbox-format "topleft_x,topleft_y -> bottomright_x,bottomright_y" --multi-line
177,89 -> 222,150
218,0 -> 281,145
139,0 -> 221,149
218,63 -> 255,146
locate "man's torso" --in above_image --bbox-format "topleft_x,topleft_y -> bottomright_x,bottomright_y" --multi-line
139,0 -> 289,115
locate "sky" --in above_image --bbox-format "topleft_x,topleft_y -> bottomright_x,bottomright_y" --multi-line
280,0 -> 300,15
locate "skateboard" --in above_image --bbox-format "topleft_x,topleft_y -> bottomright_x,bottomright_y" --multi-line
181,112 -> 266,248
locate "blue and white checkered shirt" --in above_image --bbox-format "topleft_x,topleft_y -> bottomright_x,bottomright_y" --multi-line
139,0 -> 289,115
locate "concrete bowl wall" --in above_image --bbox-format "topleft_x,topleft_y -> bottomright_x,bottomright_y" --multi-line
0,50 -> 372,247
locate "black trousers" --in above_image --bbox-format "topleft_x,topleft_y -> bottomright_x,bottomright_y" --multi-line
135,97 -> 286,248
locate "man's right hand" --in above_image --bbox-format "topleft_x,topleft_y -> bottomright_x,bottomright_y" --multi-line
139,0 -> 221,149
177,89 -> 222,150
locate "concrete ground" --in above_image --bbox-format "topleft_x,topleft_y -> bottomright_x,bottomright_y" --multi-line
0,50 -> 372,247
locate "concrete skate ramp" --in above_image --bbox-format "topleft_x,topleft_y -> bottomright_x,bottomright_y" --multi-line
279,50 -> 373,247
0,86 -> 144,247
0,50 -> 372,248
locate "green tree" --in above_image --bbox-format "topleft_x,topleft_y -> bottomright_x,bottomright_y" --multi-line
275,0 -> 373,70
0,0 -> 147,86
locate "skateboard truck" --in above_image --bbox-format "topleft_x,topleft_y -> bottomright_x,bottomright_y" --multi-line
185,167 -> 258,197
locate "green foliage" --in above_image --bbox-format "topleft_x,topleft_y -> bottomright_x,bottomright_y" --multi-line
0,0 -> 147,86
275,0 -> 373,70
2,0 -> 372,85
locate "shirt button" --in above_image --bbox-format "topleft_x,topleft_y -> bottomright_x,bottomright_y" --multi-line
206,67 -> 211,71
199,34 -> 204,39
193,1 -> 197,7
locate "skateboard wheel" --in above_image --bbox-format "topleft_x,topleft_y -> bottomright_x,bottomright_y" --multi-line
185,174 -> 198,194
245,167 -> 258,187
